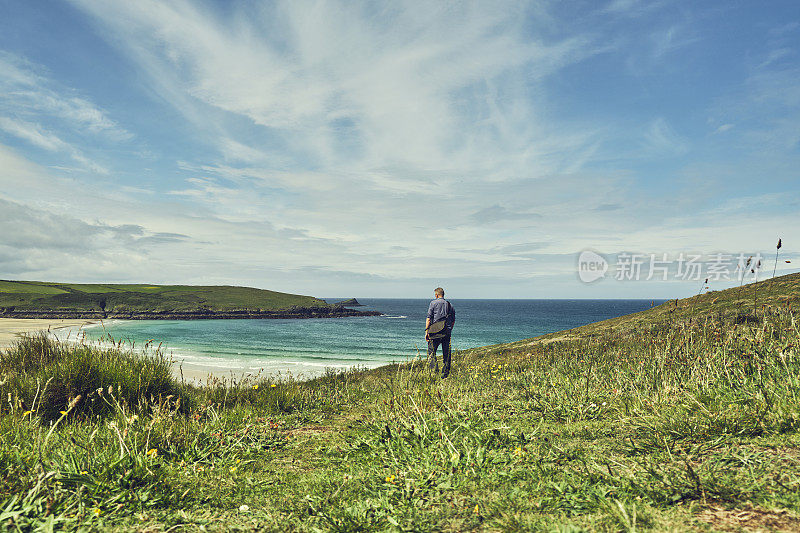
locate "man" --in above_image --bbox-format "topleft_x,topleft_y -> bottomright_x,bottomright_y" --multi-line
425,287 -> 456,378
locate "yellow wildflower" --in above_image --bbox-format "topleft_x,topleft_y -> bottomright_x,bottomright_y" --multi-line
474,504 -> 480,514
22,410 -> 32,416
93,508 -> 101,516
146,448 -> 157,457
60,411 -> 68,416
385,475 -> 395,483
270,384 -> 277,388
252,384 -> 259,390
80,470 -> 88,475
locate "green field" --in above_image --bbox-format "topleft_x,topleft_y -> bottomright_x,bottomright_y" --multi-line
1,274 -> 799,531
0,280 -> 333,316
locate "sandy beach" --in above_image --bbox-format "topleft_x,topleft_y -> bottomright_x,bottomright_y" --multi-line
0,317 -> 247,383
0,318 -> 100,349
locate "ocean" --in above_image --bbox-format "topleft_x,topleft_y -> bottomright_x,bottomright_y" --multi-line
61,299 -> 662,379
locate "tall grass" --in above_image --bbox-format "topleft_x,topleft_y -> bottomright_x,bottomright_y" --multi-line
1,302 -> 799,530
1,333 -> 192,421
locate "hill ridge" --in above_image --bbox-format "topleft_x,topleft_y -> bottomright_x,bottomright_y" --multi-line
0,280 -> 381,319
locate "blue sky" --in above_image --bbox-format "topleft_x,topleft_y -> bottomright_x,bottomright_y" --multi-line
1,0 -> 798,298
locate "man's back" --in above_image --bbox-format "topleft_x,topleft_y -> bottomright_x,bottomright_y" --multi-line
427,298 -> 455,330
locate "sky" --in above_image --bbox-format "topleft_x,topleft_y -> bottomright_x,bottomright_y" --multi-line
1,0 -> 798,299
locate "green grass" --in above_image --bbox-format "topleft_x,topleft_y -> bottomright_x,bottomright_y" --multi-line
0,281 -> 68,295
1,334 -> 193,422
0,280 -> 333,315
1,275 -> 800,531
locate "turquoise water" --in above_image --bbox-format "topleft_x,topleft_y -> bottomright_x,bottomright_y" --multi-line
62,299 -> 661,378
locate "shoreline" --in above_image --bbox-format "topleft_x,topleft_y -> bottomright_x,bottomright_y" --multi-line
22,319 -> 397,384
0,318 -> 101,349
0,307 -> 381,320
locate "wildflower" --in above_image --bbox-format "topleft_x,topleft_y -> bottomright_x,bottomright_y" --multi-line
239,504 -> 250,512
253,384 -> 259,390
146,448 -> 158,457
22,410 -> 32,416
474,504 -> 480,514
513,446 -> 525,457
230,466 -> 237,473
93,508 -> 101,516
385,475 -> 395,483
271,384 -> 277,388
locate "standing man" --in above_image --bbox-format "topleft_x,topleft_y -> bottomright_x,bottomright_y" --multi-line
425,287 -> 456,378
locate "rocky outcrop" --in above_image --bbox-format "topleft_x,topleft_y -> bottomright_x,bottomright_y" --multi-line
334,298 -> 364,307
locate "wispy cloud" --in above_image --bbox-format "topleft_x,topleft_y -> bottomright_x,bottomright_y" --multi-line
0,52 -> 130,140
0,51 -> 130,173
643,117 -> 688,156
0,116 -> 109,174
70,0 -> 598,179
469,205 -> 542,225
650,24 -> 700,60
0,1 -> 797,296
0,117 -> 69,152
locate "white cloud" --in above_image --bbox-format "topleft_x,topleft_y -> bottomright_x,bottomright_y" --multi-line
0,1 -> 796,297
0,51 -> 131,140
643,117 -> 688,155
0,117 -> 69,152
650,24 -> 700,60
69,0 -> 599,179
0,116 -> 109,174
713,123 -> 735,134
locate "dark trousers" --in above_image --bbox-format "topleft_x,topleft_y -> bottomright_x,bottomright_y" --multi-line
427,334 -> 451,377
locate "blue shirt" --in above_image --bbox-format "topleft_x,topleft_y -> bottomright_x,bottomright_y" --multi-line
427,298 -> 456,331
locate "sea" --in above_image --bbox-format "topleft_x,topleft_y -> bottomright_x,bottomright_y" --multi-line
59,299 -> 662,379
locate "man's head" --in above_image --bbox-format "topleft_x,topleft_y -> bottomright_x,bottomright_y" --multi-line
434,287 -> 445,298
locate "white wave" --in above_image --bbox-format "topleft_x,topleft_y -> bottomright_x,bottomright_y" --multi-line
380,315 -> 407,319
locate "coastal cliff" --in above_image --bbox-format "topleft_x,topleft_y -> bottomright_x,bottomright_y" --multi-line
0,281 -> 381,320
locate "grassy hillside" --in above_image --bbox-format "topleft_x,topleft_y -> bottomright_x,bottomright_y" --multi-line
1,275 -> 799,531
0,280 -> 370,318
487,271 -> 800,353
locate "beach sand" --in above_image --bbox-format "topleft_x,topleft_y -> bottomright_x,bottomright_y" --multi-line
0,318 -> 100,349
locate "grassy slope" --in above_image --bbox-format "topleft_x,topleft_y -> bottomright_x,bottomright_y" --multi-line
0,280 -> 330,313
2,275 -> 800,531
479,271 -> 800,353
